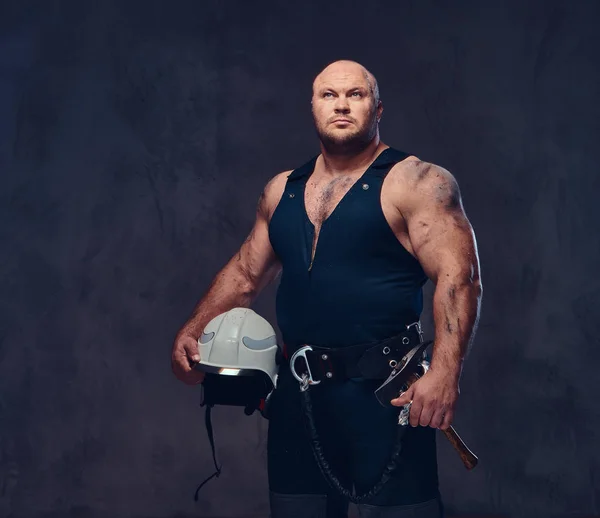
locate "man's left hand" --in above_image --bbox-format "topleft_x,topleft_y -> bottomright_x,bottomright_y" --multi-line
390,368 -> 460,430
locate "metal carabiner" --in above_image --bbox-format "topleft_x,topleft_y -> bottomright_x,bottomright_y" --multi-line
289,345 -> 321,391
406,321 -> 424,343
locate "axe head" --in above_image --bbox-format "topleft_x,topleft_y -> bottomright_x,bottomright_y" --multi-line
374,340 -> 432,407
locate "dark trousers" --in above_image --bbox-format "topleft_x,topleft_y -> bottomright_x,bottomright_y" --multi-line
269,491 -> 444,517
267,367 -> 443,517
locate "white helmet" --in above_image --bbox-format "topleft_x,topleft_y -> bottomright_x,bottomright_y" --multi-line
192,308 -> 281,501
195,307 -> 279,389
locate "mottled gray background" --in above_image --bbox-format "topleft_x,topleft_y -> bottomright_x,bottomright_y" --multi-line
1,1 -> 599,517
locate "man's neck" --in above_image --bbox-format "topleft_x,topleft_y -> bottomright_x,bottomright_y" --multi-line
319,138 -> 389,176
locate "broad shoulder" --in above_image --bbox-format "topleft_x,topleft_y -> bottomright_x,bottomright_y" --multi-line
259,170 -> 293,220
386,157 -> 462,215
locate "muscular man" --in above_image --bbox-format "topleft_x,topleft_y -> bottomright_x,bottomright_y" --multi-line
172,60 -> 482,518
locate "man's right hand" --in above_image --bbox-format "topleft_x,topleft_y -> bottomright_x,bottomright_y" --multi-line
171,334 -> 205,385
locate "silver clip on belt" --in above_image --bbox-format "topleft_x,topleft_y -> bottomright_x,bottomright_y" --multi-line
289,346 -> 320,392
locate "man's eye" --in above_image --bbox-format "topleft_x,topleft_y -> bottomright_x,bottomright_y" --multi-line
323,93 -> 334,98
352,92 -> 362,97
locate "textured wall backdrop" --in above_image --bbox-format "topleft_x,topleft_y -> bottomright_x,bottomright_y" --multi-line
1,1 -> 599,517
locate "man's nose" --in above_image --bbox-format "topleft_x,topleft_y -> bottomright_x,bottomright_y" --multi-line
334,96 -> 350,113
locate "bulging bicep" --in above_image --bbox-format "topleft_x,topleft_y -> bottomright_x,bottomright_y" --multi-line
404,165 -> 479,283
233,172 -> 288,290
236,215 -> 281,290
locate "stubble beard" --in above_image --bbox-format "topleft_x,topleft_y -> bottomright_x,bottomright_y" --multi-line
315,112 -> 379,157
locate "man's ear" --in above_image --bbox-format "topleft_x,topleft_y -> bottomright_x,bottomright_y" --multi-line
377,100 -> 383,122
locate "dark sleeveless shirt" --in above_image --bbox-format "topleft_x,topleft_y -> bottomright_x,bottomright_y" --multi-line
268,147 -> 428,350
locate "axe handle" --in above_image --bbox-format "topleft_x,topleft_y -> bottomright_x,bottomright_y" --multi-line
405,373 -> 478,471
442,426 -> 478,470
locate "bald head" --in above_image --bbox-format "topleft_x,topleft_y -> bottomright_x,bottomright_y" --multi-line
311,60 -> 384,155
313,60 -> 380,105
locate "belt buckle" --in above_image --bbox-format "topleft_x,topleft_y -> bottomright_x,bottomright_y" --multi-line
289,345 -> 321,391
406,321 -> 423,343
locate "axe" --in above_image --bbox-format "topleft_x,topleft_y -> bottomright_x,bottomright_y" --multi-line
374,341 -> 478,471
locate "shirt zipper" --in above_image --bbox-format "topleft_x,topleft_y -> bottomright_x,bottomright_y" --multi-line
308,232 -> 318,272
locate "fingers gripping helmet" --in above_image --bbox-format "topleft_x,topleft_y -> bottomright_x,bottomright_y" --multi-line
195,308 -> 281,416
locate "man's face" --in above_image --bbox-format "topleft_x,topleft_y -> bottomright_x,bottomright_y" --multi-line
311,65 -> 382,154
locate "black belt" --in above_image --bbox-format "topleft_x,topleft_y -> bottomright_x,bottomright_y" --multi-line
287,322 -> 423,384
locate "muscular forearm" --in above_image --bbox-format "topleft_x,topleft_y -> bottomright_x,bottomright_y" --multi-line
177,260 -> 258,340
429,277 -> 482,380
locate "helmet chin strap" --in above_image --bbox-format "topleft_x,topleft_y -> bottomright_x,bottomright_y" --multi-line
194,405 -> 221,502
193,371 -> 276,502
